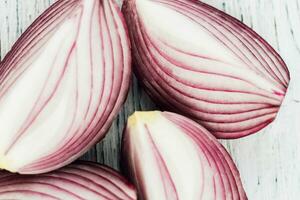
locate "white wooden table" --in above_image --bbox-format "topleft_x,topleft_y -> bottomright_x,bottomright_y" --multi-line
1,0 -> 299,199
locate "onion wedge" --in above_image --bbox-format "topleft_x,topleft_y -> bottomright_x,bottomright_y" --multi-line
0,0 -> 131,174
122,0 -> 290,139
122,111 -> 247,200
0,161 -> 137,200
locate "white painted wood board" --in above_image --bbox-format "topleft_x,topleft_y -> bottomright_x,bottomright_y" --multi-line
0,0 -> 299,199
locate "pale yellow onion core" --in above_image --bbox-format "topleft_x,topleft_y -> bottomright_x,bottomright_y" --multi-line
0,155 -> 15,172
128,111 -> 160,127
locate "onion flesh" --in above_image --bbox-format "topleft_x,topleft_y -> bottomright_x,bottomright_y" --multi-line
0,0 -> 131,174
122,111 -> 247,200
122,0 -> 290,139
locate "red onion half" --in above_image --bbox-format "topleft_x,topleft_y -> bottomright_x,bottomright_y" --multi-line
0,0 -> 131,174
122,111 -> 247,200
0,161 -> 137,200
122,0 -> 290,139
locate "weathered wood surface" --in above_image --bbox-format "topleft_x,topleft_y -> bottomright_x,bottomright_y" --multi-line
0,0 -> 299,199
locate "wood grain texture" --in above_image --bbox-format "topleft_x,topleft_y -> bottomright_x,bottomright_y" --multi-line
0,0 -> 299,199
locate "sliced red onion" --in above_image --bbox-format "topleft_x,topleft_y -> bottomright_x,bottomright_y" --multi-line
0,161 -> 137,200
122,0 -> 290,139
0,0 -> 131,174
122,111 -> 247,200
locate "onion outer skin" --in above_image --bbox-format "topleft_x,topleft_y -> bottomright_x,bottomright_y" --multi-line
122,111 -> 247,200
0,161 -> 137,200
122,0 -> 290,139
0,0 -> 131,174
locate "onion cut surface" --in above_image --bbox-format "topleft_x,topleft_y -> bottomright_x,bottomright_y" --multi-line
122,111 -> 247,200
122,0 -> 290,139
0,0 -> 131,174
0,161 -> 137,200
